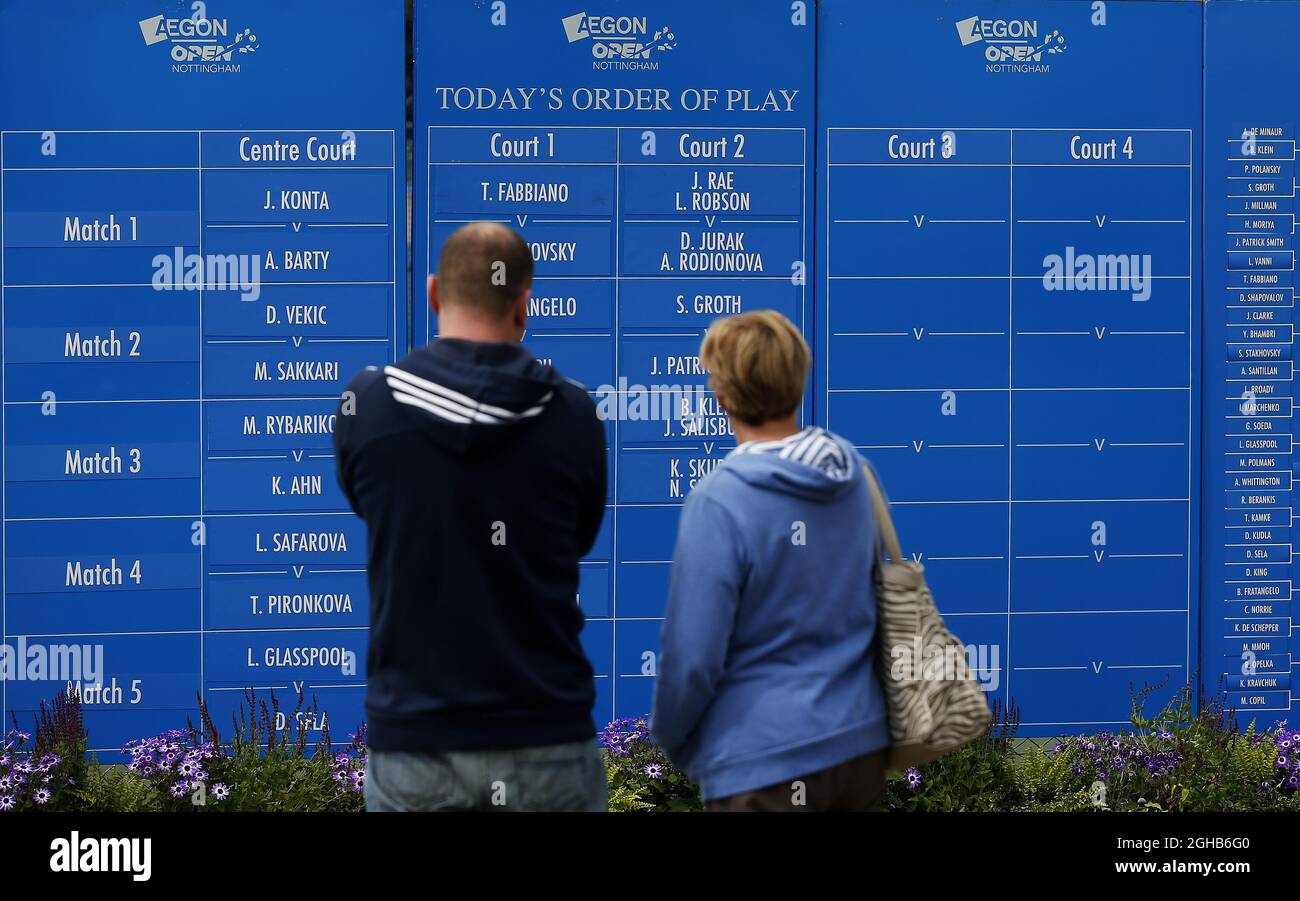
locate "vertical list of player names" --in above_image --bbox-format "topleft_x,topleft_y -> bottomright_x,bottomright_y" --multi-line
427,124 -> 807,722
0,129 -> 396,749
1223,126 -> 1296,715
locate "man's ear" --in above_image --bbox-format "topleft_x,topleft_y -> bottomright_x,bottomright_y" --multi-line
512,286 -> 529,333
428,274 -> 441,316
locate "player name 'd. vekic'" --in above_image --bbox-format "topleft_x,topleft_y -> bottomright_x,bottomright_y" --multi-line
270,304 -> 329,326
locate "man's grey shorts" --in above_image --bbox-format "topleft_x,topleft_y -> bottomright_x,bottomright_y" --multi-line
365,739 -> 608,812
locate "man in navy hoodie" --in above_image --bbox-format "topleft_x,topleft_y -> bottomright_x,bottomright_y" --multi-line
334,222 -> 608,811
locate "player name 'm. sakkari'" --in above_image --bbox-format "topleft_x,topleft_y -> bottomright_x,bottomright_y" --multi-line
253,360 -> 340,382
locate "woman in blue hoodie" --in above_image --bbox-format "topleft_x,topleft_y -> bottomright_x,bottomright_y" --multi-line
651,310 -> 891,811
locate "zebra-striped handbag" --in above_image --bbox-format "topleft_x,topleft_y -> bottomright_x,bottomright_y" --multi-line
862,465 -> 992,770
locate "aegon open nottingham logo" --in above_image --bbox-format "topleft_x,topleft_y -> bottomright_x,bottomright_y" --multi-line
562,11 -> 675,71
955,14 -> 1066,74
139,10 -> 259,75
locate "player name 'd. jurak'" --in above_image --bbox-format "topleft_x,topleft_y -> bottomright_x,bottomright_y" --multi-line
666,230 -> 764,273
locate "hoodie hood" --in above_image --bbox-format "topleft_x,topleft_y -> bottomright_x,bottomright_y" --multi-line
721,427 -> 859,501
383,339 -> 567,454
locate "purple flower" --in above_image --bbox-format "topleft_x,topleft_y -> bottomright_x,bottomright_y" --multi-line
643,764 -> 664,779
33,788 -> 51,805
1276,754 -> 1290,770
0,795 -> 13,811
169,781 -> 190,799
904,767 -> 922,790
212,783 -> 230,801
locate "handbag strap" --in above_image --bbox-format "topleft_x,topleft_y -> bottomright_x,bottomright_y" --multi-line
861,464 -> 906,564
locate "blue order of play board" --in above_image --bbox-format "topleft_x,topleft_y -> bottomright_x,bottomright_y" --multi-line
0,0 -> 407,760
818,0 -> 1202,734
413,0 -> 815,726
4,0 -> 1300,759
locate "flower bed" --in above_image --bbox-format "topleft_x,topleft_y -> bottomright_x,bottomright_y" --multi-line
5,681 -> 1299,812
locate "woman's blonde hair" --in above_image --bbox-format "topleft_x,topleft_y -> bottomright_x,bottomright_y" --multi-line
699,310 -> 809,426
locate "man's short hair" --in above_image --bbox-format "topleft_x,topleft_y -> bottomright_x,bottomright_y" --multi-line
437,222 -> 533,316
699,310 -> 809,426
